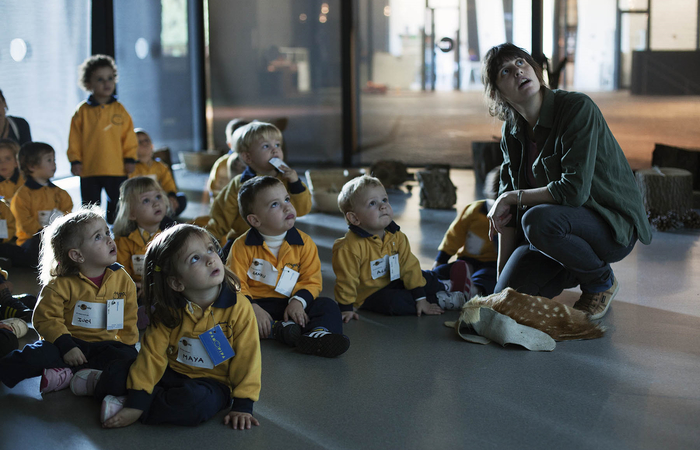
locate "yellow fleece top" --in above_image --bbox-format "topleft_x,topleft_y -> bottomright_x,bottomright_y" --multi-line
129,160 -> 178,195
437,200 -> 497,263
332,222 -> 426,310
115,228 -> 160,283
67,97 -> 138,177
10,178 -> 73,246
126,284 -> 261,414
33,264 -> 139,355
0,198 -> 16,244
206,167 -> 312,244
227,227 -> 322,305
0,169 -> 24,203
207,153 -> 231,197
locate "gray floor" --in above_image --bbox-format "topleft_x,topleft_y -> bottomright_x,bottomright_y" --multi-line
2,168 -> 700,450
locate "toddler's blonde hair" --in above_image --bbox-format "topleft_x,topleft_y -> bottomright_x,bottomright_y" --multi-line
113,176 -> 168,237
337,175 -> 384,223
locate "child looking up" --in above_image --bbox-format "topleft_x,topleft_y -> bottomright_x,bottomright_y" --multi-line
130,128 -> 187,216
228,176 -> 349,358
206,122 -> 311,253
11,142 -> 73,265
206,118 -> 250,201
0,139 -> 23,202
100,224 -> 261,429
0,206 -> 138,394
332,176 -> 469,321
67,54 -> 138,224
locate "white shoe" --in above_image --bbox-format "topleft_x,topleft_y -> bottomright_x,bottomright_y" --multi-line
470,307 -> 556,351
436,291 -> 467,310
101,395 -> 127,423
0,318 -> 28,338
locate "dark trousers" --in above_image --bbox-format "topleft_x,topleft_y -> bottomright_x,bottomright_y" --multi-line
80,176 -> 126,224
0,240 -> 37,268
0,338 -> 137,388
0,329 -> 18,358
433,258 -> 498,295
256,296 -> 343,334
495,205 -> 637,298
360,270 -> 445,316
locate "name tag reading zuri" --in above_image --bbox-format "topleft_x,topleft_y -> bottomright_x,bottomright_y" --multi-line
199,325 -> 235,366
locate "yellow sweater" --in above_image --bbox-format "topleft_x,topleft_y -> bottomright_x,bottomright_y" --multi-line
129,160 -> 178,195
67,96 -> 138,177
227,227 -> 322,305
437,200 -> 497,263
0,169 -> 24,203
0,198 -> 16,244
115,228 -> 160,283
332,222 -> 426,310
206,167 -> 312,244
10,178 -> 73,246
33,264 -> 139,355
126,284 -> 261,413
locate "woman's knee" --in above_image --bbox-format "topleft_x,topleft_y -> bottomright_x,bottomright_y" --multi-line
521,205 -> 566,247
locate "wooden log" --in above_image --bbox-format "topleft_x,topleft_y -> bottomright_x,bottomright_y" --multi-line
635,167 -> 693,215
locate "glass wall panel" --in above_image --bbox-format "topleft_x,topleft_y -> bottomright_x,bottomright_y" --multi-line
0,0 -> 91,178
650,0 -> 697,50
620,12 -> 648,88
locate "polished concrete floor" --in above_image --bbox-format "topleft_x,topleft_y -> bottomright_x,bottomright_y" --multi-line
2,167 -> 699,450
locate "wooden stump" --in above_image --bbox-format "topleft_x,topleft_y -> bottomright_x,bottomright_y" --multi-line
635,167 -> 693,215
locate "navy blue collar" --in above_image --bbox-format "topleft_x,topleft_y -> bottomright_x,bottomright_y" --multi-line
212,282 -> 238,308
25,176 -> 56,190
0,168 -> 21,184
349,221 -> 400,238
86,95 -> 117,106
244,226 -> 304,246
241,166 -> 257,183
108,263 -> 123,271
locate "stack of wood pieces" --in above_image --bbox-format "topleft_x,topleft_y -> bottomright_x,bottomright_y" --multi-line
635,166 -> 700,231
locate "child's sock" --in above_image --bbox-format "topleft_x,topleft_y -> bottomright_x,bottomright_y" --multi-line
297,327 -> 350,358
272,320 -> 301,346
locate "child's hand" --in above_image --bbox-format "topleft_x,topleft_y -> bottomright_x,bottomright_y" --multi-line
252,304 -> 273,338
416,299 -> 444,316
224,411 -> 260,430
277,164 -> 299,184
102,407 -> 143,428
124,162 -> 136,174
63,347 -> 88,366
283,299 -> 308,328
71,163 -> 83,177
341,311 -> 359,323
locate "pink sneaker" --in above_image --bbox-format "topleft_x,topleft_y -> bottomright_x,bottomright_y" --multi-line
101,395 -> 127,423
40,368 -> 73,393
70,368 -> 102,396
449,260 -> 473,297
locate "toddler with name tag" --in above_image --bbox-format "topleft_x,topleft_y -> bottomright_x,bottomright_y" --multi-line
99,224 -> 261,429
0,206 -> 138,396
332,175 -> 471,322
228,176 -> 349,358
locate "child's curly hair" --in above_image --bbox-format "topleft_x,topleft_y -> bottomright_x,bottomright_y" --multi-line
78,54 -> 118,91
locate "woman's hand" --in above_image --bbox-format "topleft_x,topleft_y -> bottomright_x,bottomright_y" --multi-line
487,191 -> 516,240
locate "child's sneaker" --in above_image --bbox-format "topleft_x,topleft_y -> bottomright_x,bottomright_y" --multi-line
297,328 -> 350,357
70,369 -> 102,396
272,320 -> 301,347
40,368 -> 73,394
101,395 -> 127,423
449,260 -> 473,298
0,293 -> 33,322
0,318 -> 28,338
436,290 -> 467,310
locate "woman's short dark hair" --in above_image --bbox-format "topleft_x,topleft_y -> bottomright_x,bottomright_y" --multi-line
482,43 -> 546,124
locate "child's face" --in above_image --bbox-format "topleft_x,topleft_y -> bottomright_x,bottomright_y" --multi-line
240,136 -> 283,174
171,235 -> 225,302
346,185 -> 394,235
76,219 -> 118,270
0,148 -> 17,179
136,133 -> 154,162
247,184 -> 296,236
129,190 -> 166,228
86,66 -> 116,101
30,151 -> 56,181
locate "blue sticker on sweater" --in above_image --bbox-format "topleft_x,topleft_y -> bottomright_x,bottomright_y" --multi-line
199,325 -> 235,366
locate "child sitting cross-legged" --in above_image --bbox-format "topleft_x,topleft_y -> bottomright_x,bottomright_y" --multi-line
332,175 -> 470,321
227,176 -> 349,358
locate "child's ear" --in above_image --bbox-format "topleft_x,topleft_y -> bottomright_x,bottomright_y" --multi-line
247,214 -> 261,228
166,276 -> 185,292
346,212 -> 360,226
68,249 -> 84,264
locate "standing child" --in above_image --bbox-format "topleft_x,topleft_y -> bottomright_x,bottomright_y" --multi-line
0,139 -> 24,202
0,207 -> 138,394
11,142 -> 73,266
130,128 -> 187,216
98,224 -> 261,429
228,176 -> 349,357
206,122 -> 311,253
332,175 -> 471,321
67,54 -> 138,224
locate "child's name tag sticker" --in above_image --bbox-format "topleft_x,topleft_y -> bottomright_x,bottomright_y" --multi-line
370,256 -> 388,280
268,157 -> 287,173
38,209 -> 63,227
389,254 -> 400,281
177,336 -> 214,369
247,258 -> 278,287
0,220 -> 7,240
72,301 -> 107,329
275,266 -> 300,297
199,325 -> 235,366
106,299 -> 124,331
132,254 -> 146,278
